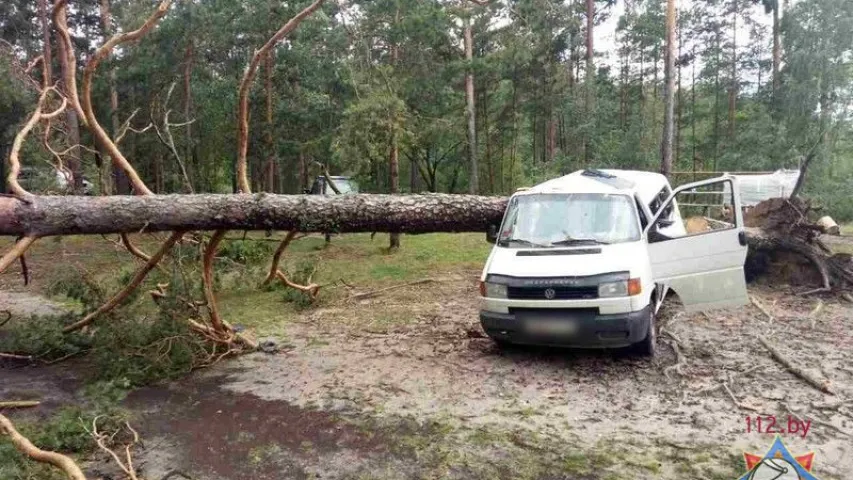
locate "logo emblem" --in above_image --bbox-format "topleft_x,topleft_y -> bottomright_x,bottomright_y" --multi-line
740,436 -> 818,480
543,288 -> 556,299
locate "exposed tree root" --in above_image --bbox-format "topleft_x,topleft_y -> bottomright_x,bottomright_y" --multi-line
759,335 -> 834,395
0,413 -> 87,480
63,231 -> 184,333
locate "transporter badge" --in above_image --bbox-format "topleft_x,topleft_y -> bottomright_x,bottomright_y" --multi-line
739,436 -> 818,480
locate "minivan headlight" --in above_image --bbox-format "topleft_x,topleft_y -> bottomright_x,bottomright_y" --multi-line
480,282 -> 508,298
598,278 -> 642,297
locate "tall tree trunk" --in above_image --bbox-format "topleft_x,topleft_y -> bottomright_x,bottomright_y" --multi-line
771,3 -> 781,98
38,0 -> 52,87
183,40 -> 195,190
264,51 -> 275,193
728,0 -> 737,141
484,87 -> 495,193
691,43 -> 698,177
675,16 -> 682,168
660,0 -> 676,177
389,8 -> 401,249
463,16 -> 479,194
54,4 -> 83,193
99,0 -> 119,195
583,0 -> 594,162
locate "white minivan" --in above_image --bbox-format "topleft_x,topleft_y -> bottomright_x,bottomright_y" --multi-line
479,169 -> 749,356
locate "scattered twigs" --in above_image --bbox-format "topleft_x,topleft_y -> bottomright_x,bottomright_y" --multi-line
63,231 -> 184,333
0,310 -> 11,328
785,402 -> 851,438
0,401 -> 40,409
750,295 -> 773,323
86,416 -> 142,480
722,382 -> 761,412
660,329 -> 685,379
261,231 -> 321,298
349,278 -> 436,301
758,335 -> 833,394
0,413 -> 87,480
808,300 -> 824,329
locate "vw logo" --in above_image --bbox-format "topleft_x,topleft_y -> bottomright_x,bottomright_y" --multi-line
543,288 -> 556,299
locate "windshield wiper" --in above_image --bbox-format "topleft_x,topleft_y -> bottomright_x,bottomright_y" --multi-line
500,238 -> 549,248
550,237 -> 610,246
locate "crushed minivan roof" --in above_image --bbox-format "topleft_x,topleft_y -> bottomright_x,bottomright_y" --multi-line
517,169 -> 670,203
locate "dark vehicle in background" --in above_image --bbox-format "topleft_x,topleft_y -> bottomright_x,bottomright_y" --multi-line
306,175 -> 359,195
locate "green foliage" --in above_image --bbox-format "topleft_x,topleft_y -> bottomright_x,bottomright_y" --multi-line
218,239 -> 275,265
0,314 -> 90,361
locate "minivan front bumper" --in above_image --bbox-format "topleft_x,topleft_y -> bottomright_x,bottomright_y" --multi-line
480,304 -> 651,348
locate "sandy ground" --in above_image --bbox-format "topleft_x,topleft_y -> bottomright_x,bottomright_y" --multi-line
132,280 -> 853,479
3,278 -> 853,479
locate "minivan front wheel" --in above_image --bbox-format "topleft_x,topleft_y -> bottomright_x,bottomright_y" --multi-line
629,307 -> 656,357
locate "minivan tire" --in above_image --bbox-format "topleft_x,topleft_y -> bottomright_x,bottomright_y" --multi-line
629,307 -> 656,357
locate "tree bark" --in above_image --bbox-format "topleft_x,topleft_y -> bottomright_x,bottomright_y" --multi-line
728,0 -> 737,141
38,0 -> 52,88
264,50 -> 276,193
54,4 -> 83,193
0,194 -> 509,237
772,3 -> 781,98
660,0 -> 676,178
99,0 -> 120,195
463,16 -> 479,194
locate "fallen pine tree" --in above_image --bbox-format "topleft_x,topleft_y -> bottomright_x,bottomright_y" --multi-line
1,192 -> 852,293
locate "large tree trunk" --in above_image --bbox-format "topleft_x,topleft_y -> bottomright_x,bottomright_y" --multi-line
99,0 -> 119,195
54,4 -> 83,193
463,17 -> 479,194
0,194 -> 508,237
38,0 -> 52,87
660,0 -> 676,178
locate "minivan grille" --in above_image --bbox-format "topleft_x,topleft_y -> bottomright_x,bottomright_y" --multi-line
507,286 -> 598,300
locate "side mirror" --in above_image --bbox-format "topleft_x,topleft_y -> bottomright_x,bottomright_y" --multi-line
657,218 -> 675,229
486,224 -> 498,244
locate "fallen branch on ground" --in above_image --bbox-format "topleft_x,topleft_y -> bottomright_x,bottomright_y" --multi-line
0,413 -> 87,480
0,401 -> 40,409
0,352 -> 33,361
750,295 -> 773,323
348,278 -> 436,301
759,335 -> 833,394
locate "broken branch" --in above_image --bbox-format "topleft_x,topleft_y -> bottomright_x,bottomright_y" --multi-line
758,335 -> 833,395
0,413 -> 87,480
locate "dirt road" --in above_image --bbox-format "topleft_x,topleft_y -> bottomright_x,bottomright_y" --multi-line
102,278 -> 850,479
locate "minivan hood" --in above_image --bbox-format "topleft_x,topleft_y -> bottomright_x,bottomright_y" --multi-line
486,242 -> 643,278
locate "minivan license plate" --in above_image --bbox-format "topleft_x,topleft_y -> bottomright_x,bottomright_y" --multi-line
525,319 -> 578,336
